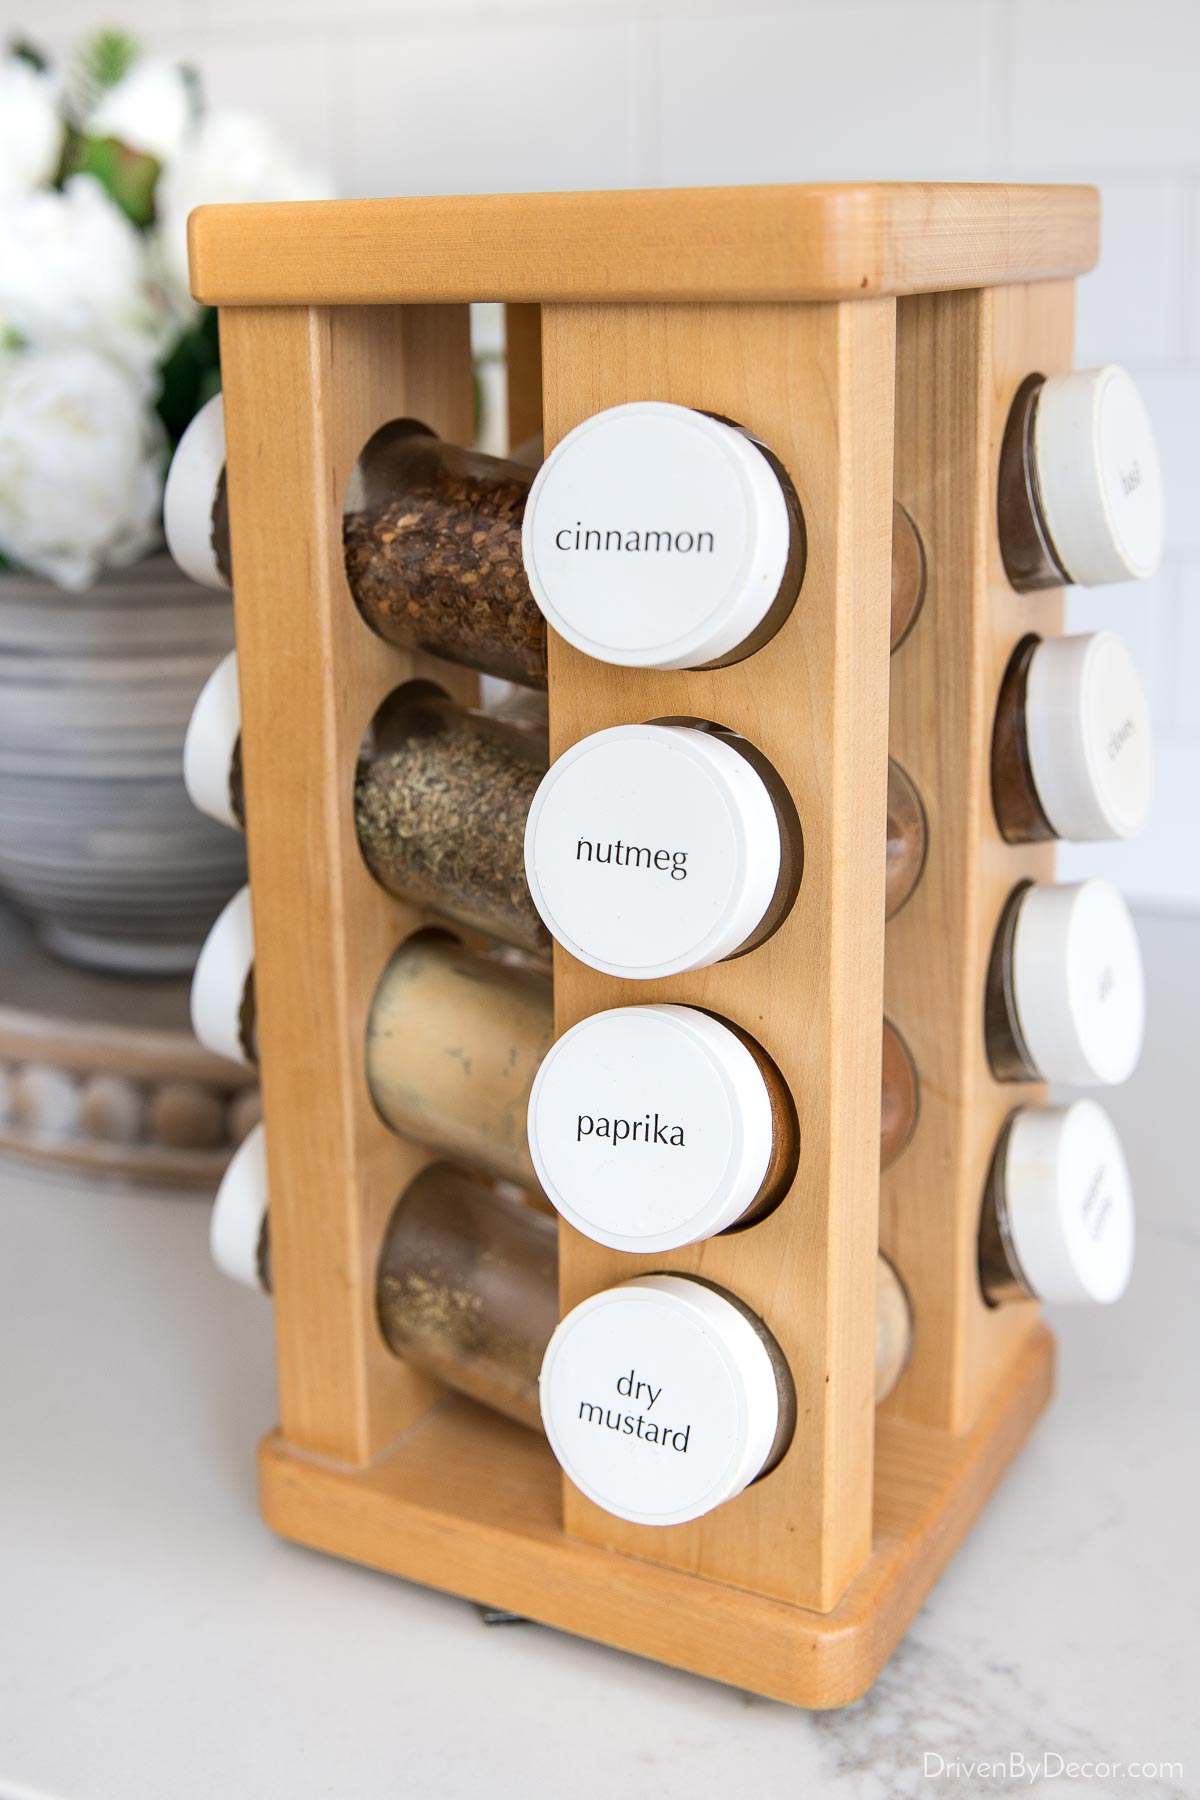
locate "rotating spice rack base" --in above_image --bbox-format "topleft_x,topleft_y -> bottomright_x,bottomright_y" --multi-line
195,182 -> 1098,1709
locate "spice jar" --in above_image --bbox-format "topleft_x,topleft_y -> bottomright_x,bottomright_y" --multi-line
997,366 -> 1164,592
192,902 -> 551,1187
991,632 -> 1153,844
886,758 -> 927,920
184,658 -> 551,955
880,1019 -> 919,1169
356,681 -> 550,952
213,1141 -> 913,1443
168,400 -> 923,687
366,929 -> 553,1190
978,1100 -> 1134,1305
984,879 -> 1145,1088
376,1161 -> 558,1429
890,500 -> 926,653
345,421 -> 546,686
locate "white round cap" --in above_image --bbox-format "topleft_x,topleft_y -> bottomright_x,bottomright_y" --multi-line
539,1275 -> 785,1526
524,724 -> 783,979
522,402 -> 797,670
183,650 -> 242,830
191,885 -> 255,1068
1010,880 -> 1145,1087
1032,366 -> 1164,586
1025,631 -> 1153,841
164,392 -> 230,590
211,1122 -> 269,1293
1002,1100 -> 1134,1304
528,1005 -> 778,1251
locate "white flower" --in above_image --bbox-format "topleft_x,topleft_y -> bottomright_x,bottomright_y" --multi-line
0,174 -> 173,374
89,57 -> 195,164
153,109 -> 333,306
0,345 -> 166,588
0,58 -> 64,199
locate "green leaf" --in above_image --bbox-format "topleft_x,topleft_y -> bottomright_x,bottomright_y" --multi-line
62,130 -> 160,227
67,28 -> 139,124
156,307 -> 221,450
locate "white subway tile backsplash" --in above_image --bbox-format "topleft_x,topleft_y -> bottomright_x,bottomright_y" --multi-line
1075,180 -> 1186,367
1007,0 -> 1200,169
653,2 -> 993,185
339,18 -> 640,199
1130,371 -> 1200,557
1172,562 -> 1200,744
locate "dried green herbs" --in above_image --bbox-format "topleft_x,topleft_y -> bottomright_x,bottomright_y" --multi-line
355,686 -> 549,953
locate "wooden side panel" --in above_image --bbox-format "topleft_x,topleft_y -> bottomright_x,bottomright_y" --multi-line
219,303 -> 476,1463
541,300 -> 895,1612
882,282 -> 1073,1431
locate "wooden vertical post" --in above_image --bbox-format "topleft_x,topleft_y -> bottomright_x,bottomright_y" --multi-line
220,303 -> 476,1462
882,281 -> 1073,1432
541,298 -> 895,1612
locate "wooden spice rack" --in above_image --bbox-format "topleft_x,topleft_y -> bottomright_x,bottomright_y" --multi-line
193,183 -> 1097,1707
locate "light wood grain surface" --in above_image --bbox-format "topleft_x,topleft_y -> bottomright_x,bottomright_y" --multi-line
190,183 -> 1099,308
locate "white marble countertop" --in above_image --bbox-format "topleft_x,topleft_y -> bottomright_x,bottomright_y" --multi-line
1,911 -> 1196,1800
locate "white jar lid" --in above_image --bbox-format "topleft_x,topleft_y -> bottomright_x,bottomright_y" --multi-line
183,650 -> 242,830
1002,1100 -> 1134,1304
1025,631 -> 1153,841
1010,880 -> 1145,1087
1032,366 -> 1164,586
528,1005 -> 778,1251
522,402 -> 797,670
211,1122 -> 269,1293
191,884 -> 255,1068
539,1274 -> 784,1526
524,724 -> 783,979
163,392 -> 230,590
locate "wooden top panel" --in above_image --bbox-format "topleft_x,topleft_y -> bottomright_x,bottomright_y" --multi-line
189,182 -> 1099,307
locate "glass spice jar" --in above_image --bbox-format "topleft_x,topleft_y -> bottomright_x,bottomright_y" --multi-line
991,632 -> 1153,845
376,1162 -> 558,1430
885,758 -> 928,920
880,1019 -> 919,1169
890,500 -> 926,653
345,422 -> 546,687
983,879 -> 1145,1088
366,929 -> 553,1191
168,400 -> 925,696
214,1137 -> 914,1434
997,367 -> 1164,594
356,681 -> 550,953
978,1100 -> 1134,1306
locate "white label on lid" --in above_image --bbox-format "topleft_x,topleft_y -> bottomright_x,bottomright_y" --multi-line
539,1275 -> 783,1526
1004,1100 -> 1135,1305
1026,631 -> 1153,842
1011,880 -> 1145,1087
528,1005 -> 776,1250
522,402 -> 796,670
1033,366 -> 1165,587
523,724 -> 784,980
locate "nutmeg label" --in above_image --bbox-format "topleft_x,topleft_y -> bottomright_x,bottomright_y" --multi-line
523,724 -> 783,981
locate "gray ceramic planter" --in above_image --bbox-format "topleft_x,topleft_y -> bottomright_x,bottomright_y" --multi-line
0,555 -> 246,974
